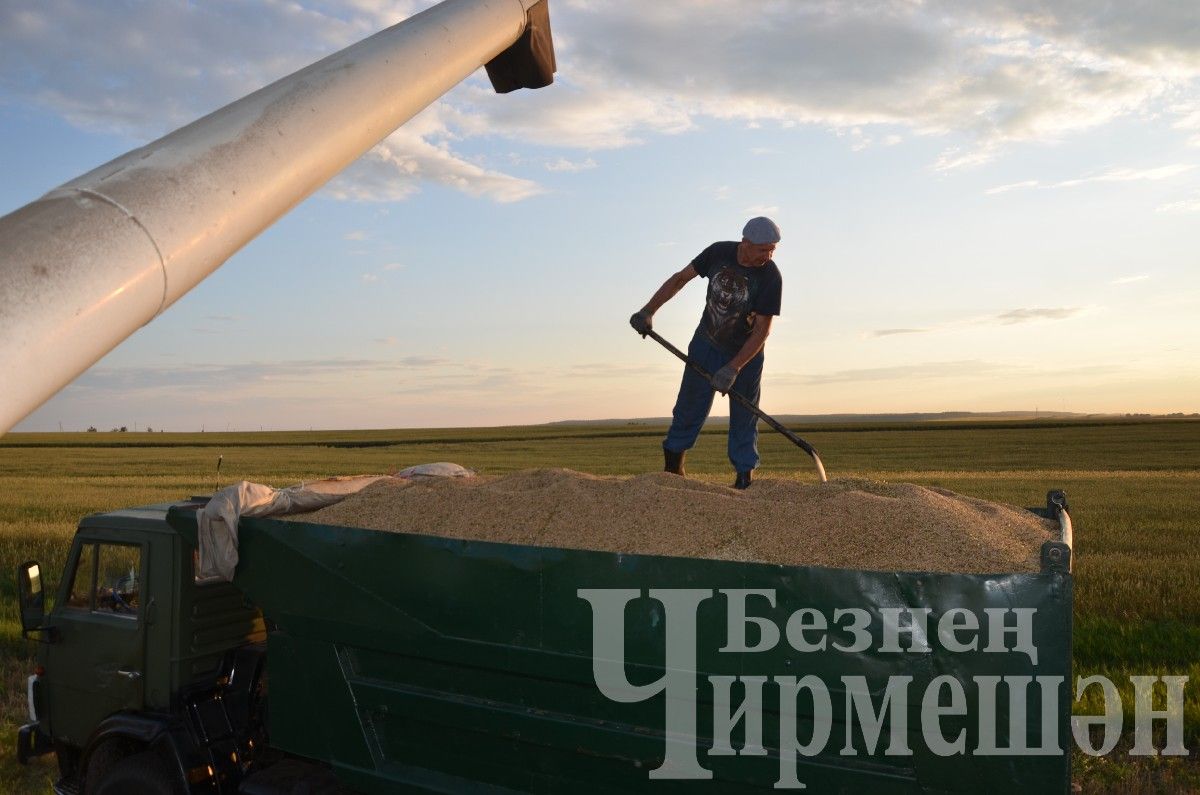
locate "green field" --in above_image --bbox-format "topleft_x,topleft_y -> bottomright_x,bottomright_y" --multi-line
2,418 -> 1197,791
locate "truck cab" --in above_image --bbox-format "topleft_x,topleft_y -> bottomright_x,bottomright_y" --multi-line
18,500 -> 267,793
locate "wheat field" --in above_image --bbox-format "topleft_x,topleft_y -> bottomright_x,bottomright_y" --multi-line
2,417 -> 1197,791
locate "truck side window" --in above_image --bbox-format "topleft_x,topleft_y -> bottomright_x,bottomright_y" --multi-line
62,542 -> 141,617
95,543 -> 142,617
65,543 -> 97,609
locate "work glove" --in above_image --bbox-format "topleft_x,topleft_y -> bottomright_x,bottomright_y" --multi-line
629,309 -> 653,337
711,363 -> 739,394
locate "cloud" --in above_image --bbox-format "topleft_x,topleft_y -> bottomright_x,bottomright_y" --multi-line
965,1 -> 1200,70
801,360 -> 1011,385
63,356 -> 665,406
869,328 -> 930,337
344,230 -> 368,241
995,307 -> 1085,324
935,148 -> 996,172
1111,274 -> 1151,285
358,261 -> 407,283
325,115 -> 546,203
744,205 -> 780,217
5,0 -> 1200,189
68,357 -> 450,393
1171,108 -> 1200,147
545,156 -> 597,172
791,358 -> 1126,386
564,362 -> 667,379
390,370 -> 525,396
987,164 -> 1194,194
868,306 -> 1085,337
985,180 -> 1041,195
473,0 -> 1200,167
1052,163 -> 1195,188
453,78 -> 696,150
842,127 -> 903,151
0,1 -> 382,134
1157,196 -> 1200,213
0,1 -> 544,205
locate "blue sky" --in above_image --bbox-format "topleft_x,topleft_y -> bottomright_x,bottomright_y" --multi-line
3,0 -> 1198,431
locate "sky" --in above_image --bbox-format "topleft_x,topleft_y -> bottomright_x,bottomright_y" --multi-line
2,0 -> 1198,432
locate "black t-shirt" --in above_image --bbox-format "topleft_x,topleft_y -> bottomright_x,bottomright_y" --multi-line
690,241 -> 782,353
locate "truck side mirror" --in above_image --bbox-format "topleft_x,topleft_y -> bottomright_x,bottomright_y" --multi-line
17,561 -> 46,636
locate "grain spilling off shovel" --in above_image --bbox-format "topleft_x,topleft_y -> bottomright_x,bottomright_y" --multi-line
292,469 -> 1057,574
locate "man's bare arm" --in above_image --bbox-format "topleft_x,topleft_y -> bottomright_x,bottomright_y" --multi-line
640,264 -> 698,315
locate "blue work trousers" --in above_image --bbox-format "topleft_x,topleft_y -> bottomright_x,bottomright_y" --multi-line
663,334 -> 764,473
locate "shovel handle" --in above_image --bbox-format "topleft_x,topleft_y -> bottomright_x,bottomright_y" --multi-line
643,329 -> 828,482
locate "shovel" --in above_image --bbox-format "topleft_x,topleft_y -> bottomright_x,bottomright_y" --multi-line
643,329 -> 828,483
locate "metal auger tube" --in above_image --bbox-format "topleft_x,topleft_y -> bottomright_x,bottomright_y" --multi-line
0,0 -> 555,436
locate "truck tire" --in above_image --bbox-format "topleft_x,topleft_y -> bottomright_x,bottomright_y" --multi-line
93,750 -> 185,795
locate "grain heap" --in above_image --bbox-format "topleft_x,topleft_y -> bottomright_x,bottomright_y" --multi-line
292,468 -> 1057,574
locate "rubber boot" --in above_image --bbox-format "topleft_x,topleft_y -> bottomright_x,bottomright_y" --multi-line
733,470 -> 753,490
663,447 -> 686,476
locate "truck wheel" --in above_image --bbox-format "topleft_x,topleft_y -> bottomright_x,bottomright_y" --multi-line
93,750 -> 185,795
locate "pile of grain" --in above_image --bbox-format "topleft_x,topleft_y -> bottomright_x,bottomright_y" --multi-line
290,469 -> 1057,573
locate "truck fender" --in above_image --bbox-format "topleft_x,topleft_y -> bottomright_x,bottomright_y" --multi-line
81,713 -> 190,794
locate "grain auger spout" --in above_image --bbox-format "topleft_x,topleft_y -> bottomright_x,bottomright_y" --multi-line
0,0 -> 556,437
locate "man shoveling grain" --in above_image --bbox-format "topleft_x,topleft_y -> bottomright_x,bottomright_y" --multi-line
630,217 -> 783,489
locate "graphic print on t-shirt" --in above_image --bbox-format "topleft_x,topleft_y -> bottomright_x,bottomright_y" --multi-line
703,267 -> 751,349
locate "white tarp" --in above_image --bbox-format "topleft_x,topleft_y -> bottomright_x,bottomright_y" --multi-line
195,463 -> 474,582
394,462 -> 475,479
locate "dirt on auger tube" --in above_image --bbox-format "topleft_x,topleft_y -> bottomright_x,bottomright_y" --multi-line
291,468 -> 1058,574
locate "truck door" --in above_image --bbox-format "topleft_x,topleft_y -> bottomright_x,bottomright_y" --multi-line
45,539 -> 148,748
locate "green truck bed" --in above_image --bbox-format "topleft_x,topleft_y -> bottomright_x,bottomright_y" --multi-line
167,496 -> 1073,794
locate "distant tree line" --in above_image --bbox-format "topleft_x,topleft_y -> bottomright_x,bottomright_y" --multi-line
1124,412 -> 1200,418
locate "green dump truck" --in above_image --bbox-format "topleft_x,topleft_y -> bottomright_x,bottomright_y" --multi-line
15,491 -> 1075,793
